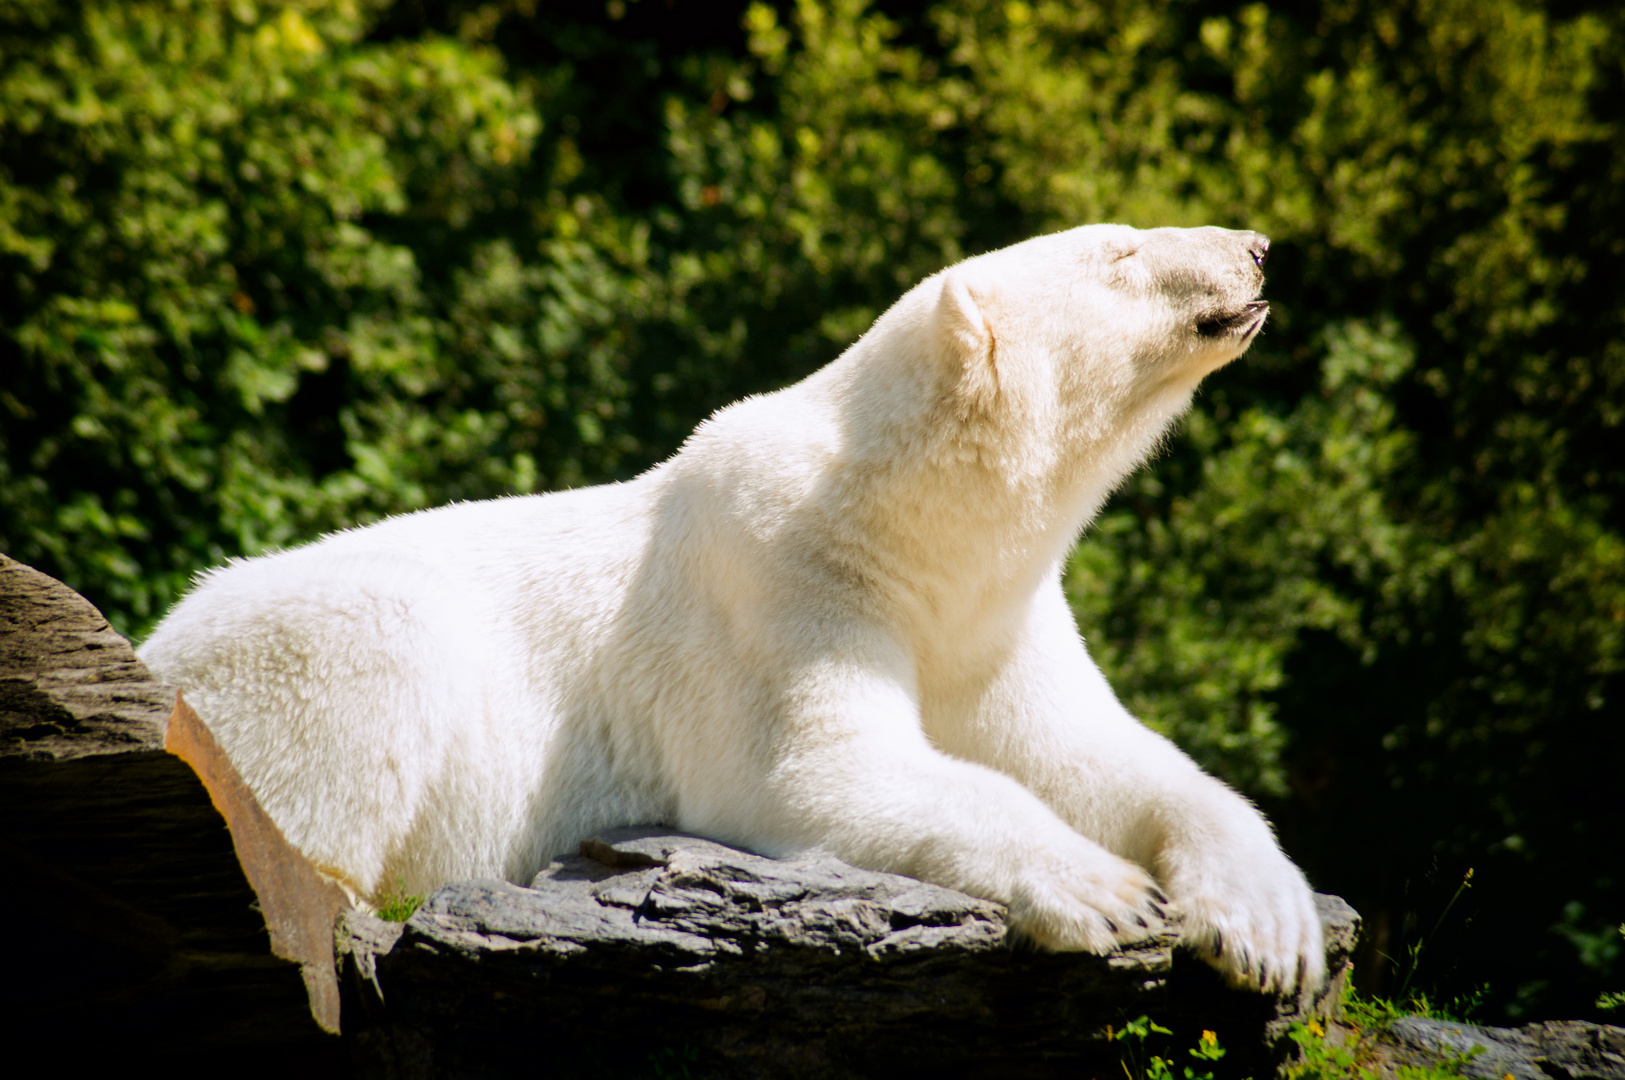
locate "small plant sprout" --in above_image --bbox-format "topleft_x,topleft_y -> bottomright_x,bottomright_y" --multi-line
1599,924 -> 1625,1012
376,878 -> 426,922
1386,867 -> 1474,1006
1110,1017 -> 1227,1080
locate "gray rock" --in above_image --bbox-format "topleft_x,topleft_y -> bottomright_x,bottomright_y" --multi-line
0,555 -> 340,1070
340,826 -> 1361,1079
0,553 -> 172,760
1487,1021 -> 1625,1080
1385,1016 -> 1548,1079
1375,1016 -> 1625,1080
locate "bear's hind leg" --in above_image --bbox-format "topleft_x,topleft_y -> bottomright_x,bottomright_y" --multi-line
139,550 -> 502,901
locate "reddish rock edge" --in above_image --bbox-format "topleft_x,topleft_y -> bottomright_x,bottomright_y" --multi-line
165,690 -> 352,1032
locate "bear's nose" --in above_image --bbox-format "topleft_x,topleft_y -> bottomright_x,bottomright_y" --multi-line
1248,234 -> 1270,268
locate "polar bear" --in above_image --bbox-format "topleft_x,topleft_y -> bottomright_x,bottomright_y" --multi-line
139,223 -> 1322,994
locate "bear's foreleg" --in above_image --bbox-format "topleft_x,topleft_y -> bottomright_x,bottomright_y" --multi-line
684,641 -> 1176,954
939,584 -> 1325,993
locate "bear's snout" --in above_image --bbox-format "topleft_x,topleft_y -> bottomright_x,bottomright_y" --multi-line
1248,233 -> 1270,268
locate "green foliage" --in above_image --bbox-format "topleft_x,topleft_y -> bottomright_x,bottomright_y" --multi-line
1285,991 -> 1489,1080
1066,317 -> 1420,793
656,0 -> 977,428
1109,1015 -> 1226,1080
0,0 -> 635,636
1110,992 -> 1488,1080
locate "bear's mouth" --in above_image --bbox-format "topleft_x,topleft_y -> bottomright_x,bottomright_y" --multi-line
1196,300 -> 1269,341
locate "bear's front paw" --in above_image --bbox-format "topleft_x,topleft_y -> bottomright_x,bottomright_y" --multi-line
1165,843 -> 1324,996
1005,843 -> 1176,953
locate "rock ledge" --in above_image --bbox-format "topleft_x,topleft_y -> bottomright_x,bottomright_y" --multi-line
340,827 -> 1359,1078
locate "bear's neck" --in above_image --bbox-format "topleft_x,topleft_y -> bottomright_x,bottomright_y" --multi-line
806,330 -> 1196,645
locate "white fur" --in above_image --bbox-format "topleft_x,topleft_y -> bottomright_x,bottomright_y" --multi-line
140,224 -> 1322,994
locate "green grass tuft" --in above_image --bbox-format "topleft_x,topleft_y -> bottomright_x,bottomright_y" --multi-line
375,879 -> 426,922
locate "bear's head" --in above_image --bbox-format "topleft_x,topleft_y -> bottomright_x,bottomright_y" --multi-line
803,223 -> 1272,551
936,224 -> 1268,426
811,222 -> 1272,553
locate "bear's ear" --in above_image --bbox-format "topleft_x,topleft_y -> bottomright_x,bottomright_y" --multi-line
935,268 -> 999,407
